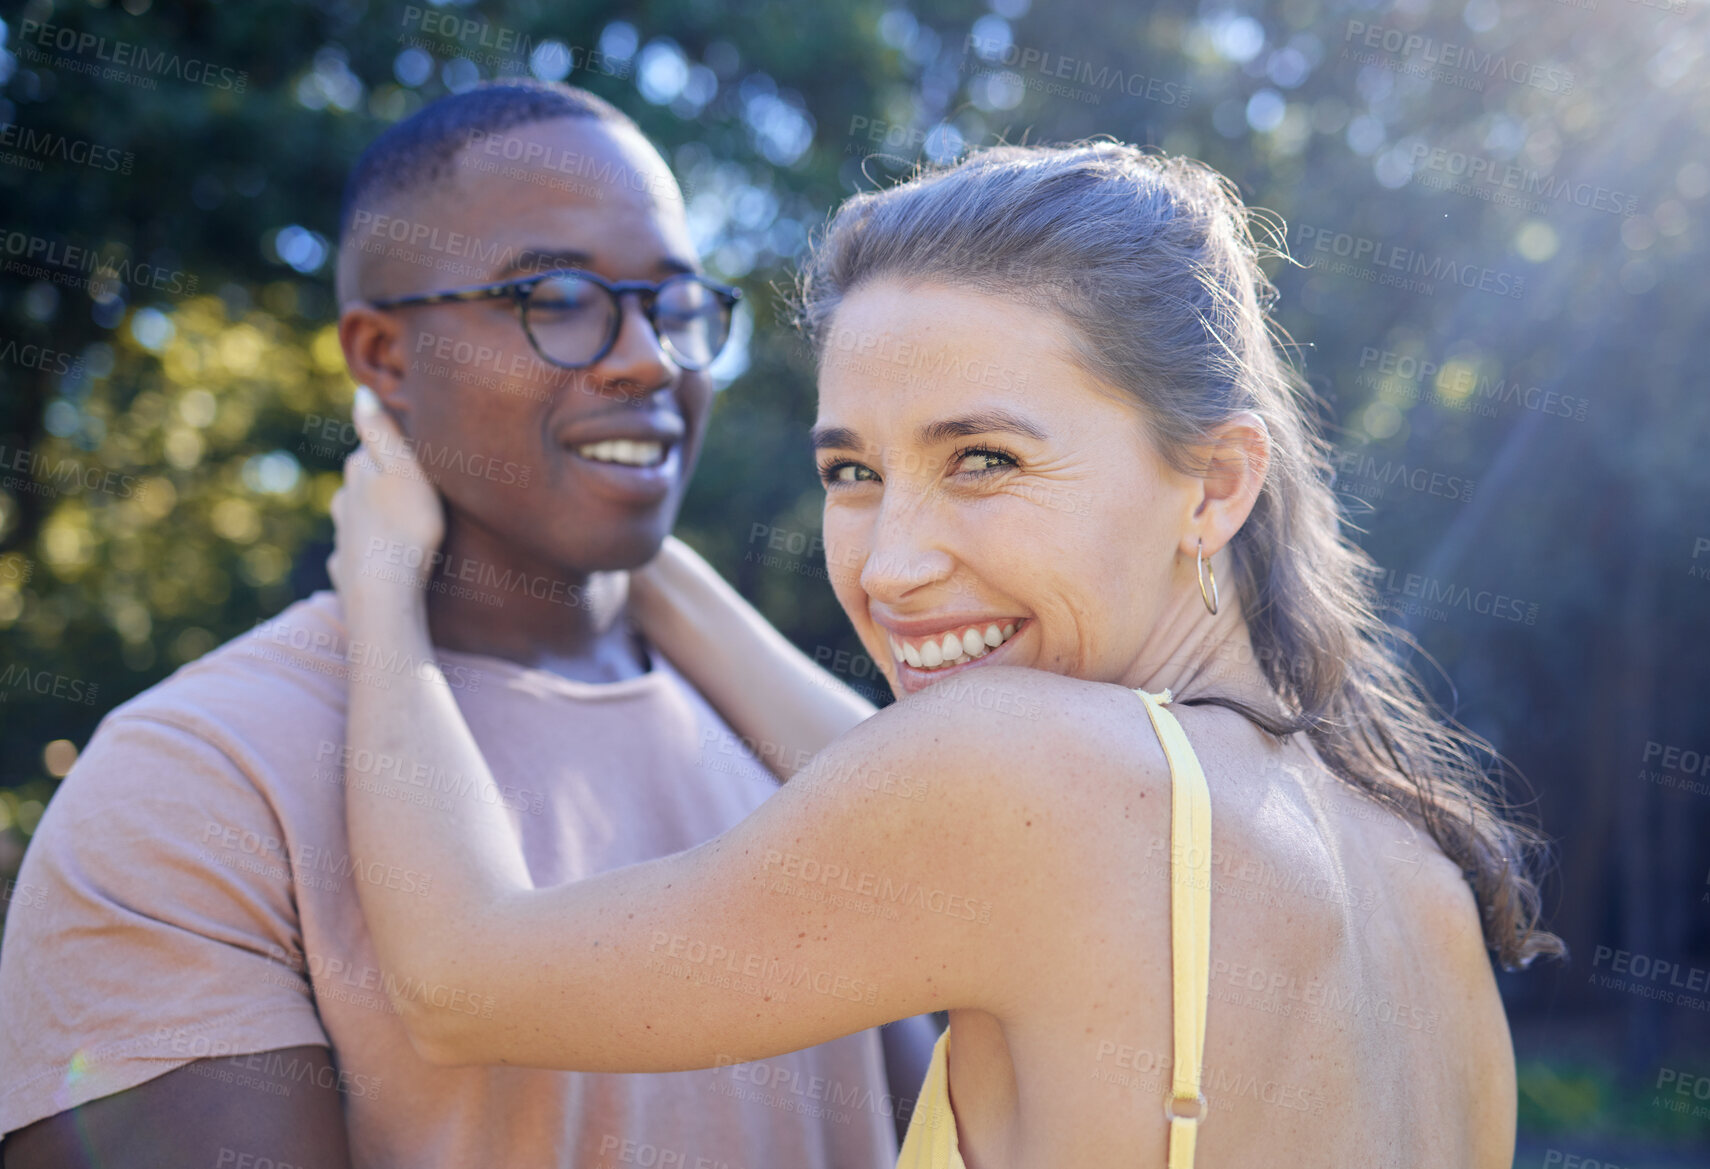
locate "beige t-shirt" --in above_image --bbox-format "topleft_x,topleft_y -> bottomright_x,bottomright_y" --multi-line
0,591 -> 898,1169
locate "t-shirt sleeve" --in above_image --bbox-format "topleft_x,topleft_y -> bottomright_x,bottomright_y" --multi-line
0,713 -> 331,1136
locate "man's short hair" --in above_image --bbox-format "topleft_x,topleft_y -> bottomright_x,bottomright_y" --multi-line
338,78 -> 640,248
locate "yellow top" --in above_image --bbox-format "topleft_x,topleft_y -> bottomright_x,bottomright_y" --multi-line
894,686 -> 1213,1169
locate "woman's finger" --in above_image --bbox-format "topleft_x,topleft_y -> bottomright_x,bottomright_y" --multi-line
333,384 -> 446,588
352,385 -> 412,478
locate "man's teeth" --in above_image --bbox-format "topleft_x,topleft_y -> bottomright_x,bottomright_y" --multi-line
890,622 -> 1019,671
575,439 -> 666,467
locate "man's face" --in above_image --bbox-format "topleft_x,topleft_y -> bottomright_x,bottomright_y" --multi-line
352,117 -> 714,572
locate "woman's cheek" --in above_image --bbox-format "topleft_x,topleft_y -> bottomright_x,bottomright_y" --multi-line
821,522 -> 868,607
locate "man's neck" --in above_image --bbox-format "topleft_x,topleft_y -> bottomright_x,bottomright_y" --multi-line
419,518 -> 649,685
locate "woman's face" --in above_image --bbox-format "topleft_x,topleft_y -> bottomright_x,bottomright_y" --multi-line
813,279 -> 1206,697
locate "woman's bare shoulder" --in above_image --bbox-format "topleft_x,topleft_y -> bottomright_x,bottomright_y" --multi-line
876,666 -> 1175,797
831,667 -> 1179,1004
847,666 -> 1179,896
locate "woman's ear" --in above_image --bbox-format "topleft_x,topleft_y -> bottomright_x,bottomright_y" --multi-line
1186,411 -> 1270,552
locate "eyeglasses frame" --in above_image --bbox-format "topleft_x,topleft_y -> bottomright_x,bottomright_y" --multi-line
367,267 -> 743,372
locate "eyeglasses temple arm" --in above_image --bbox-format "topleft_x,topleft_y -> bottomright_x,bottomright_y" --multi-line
370,285 -> 523,309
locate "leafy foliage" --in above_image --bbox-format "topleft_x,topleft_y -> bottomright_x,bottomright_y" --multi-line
2,0 -> 1708,1146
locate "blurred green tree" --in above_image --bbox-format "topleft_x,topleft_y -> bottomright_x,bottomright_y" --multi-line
3,12 -> 1709,1150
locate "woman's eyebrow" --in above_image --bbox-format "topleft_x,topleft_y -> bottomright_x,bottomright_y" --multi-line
810,410 -> 1049,453
916,410 -> 1048,444
810,424 -> 861,452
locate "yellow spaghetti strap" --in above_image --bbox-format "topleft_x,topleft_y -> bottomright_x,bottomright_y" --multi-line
1137,687 -> 1212,1169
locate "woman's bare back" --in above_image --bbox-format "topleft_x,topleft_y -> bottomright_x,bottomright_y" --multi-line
940,698 -> 1515,1169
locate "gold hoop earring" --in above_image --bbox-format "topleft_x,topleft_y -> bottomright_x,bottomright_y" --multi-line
1197,538 -> 1219,616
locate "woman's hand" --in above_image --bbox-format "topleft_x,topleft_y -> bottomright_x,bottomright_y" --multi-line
326,386 -> 445,612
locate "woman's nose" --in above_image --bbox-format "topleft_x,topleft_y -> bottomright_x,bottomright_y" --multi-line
856,494 -> 958,604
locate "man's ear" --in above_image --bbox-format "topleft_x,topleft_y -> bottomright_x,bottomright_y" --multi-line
338,304 -> 412,423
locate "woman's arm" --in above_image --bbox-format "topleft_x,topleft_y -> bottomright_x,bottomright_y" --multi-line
328,398 -> 1041,1070
629,536 -> 876,782
330,394 -> 1160,1073
339,592 -> 1022,1070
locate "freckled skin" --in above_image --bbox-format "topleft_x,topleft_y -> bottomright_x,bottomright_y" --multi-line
808,281 -> 1514,1167
813,280 -> 1276,709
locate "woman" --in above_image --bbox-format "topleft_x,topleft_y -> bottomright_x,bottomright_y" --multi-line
327,142 -> 1560,1168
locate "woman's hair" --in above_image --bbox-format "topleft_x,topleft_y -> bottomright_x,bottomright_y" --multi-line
793,141 -> 1563,970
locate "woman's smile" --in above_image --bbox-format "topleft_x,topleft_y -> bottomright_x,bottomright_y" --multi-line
878,616 -> 1032,692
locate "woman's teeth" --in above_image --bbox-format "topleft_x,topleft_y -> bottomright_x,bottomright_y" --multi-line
575,439 -> 666,467
890,622 -> 1019,671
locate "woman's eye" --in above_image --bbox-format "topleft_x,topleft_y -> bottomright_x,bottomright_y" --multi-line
954,448 -> 1017,475
820,461 -> 877,485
